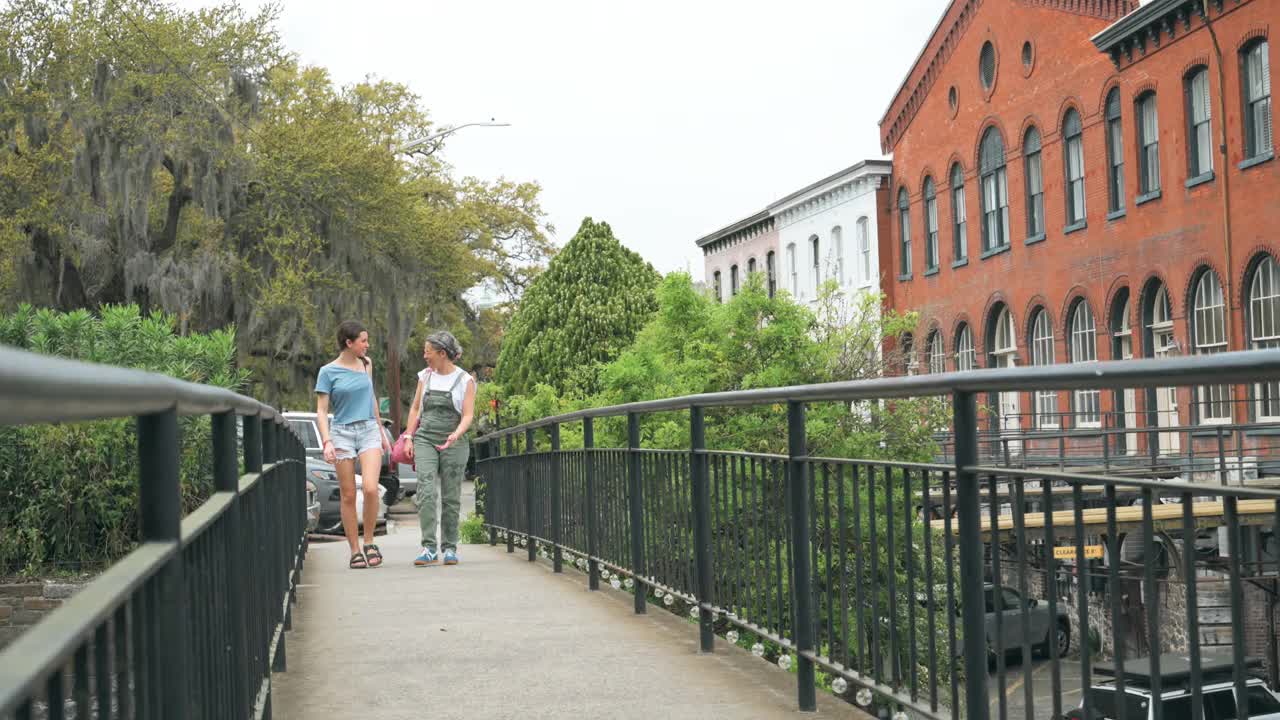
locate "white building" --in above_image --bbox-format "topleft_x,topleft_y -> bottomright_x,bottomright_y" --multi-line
767,160 -> 892,307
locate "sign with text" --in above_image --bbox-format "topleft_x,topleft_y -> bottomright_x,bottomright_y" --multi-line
1053,545 -> 1103,560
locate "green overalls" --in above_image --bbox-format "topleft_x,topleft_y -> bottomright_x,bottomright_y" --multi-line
413,371 -> 471,552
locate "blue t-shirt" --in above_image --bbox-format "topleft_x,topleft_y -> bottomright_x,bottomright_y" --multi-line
314,363 -> 376,425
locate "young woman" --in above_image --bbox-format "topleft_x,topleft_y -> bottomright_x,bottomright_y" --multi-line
315,321 -> 392,569
404,331 -> 476,566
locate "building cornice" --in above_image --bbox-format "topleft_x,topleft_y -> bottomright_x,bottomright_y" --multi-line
696,159 -> 892,256
768,164 -> 892,230
1091,0 -> 1249,69
696,211 -> 775,255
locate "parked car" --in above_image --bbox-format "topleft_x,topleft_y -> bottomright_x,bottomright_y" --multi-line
983,584 -> 1071,659
304,474 -> 320,532
305,456 -> 387,535
1069,654 -> 1280,720
284,411 -> 402,505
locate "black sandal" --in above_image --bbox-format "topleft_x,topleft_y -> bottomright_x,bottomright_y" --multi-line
349,551 -> 368,569
363,544 -> 383,568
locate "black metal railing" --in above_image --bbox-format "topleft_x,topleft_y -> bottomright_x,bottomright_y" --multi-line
476,349 -> 1280,720
937,396 -> 1280,474
0,346 -> 307,720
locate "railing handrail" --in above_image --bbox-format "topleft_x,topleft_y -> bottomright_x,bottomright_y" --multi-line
0,347 -> 304,718
479,348 -> 1280,441
0,344 -> 279,426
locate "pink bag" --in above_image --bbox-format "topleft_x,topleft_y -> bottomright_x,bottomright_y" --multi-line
389,367 -> 431,468
391,431 -> 414,468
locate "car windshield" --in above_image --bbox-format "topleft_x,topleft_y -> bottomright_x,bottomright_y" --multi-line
288,420 -> 319,449
1085,688 -> 1149,720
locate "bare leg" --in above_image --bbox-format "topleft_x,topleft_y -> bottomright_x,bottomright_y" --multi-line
359,448 -> 383,546
335,458 -> 360,556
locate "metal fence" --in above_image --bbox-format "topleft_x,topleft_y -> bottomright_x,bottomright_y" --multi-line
476,349 -> 1280,720
935,399 -> 1280,478
0,346 -> 307,720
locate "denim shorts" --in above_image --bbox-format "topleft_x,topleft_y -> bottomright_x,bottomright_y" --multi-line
331,419 -> 382,461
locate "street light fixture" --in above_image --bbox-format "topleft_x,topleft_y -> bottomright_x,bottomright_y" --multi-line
396,120 -> 511,155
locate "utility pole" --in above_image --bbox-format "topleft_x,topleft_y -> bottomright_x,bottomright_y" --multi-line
387,292 -> 402,436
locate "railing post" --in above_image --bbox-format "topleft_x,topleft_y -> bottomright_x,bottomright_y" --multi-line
138,408 -> 188,718
244,415 -> 263,474
506,434 -> 516,554
691,406 -> 715,653
584,417 -> 599,590
954,391 -> 990,720
526,428 -> 537,562
627,412 -> 647,615
551,422 -> 563,573
786,401 -> 816,711
214,411 -> 249,720
488,439 -> 498,546
262,415 -> 277,464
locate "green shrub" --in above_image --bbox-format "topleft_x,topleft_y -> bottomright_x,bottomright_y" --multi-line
0,305 -> 249,574
458,513 -> 487,544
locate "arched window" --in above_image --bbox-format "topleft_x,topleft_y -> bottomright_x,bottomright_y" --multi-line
979,128 -> 1010,252
1185,67 -> 1213,178
951,164 -> 968,262
1105,89 -> 1125,213
1191,269 -> 1229,422
729,264 -> 739,297
994,307 -> 1016,358
956,323 -> 976,371
1063,110 -> 1086,225
747,257 -> 757,275
1023,127 -> 1044,237
1110,290 -> 1137,453
1248,256 -> 1280,419
786,243 -> 798,296
1030,309 -> 1057,427
927,330 -> 946,373
1069,301 -> 1100,426
1241,39 -> 1272,161
766,251 -> 776,298
712,270 -> 722,302
1136,91 -> 1161,195
1144,281 -> 1180,451
832,226 -> 845,284
810,235 -> 821,291
898,188 -> 912,277
857,217 -> 871,284
924,178 -> 939,271
988,306 -> 1020,432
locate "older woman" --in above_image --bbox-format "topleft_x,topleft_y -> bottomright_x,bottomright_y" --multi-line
404,331 -> 476,566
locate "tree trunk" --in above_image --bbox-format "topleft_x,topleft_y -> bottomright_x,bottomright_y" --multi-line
158,155 -> 191,255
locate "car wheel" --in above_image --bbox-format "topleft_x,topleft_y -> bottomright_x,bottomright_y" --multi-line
1052,622 -> 1070,657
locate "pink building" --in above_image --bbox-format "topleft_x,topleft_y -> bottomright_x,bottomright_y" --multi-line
696,211 -> 779,301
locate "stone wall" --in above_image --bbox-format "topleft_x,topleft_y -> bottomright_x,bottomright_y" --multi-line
0,580 -> 86,649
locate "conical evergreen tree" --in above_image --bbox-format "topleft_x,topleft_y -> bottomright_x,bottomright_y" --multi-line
497,218 -> 659,396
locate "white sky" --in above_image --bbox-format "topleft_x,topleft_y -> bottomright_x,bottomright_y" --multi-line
178,0 -> 951,274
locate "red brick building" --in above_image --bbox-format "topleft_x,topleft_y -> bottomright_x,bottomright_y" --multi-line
881,0 -> 1278,452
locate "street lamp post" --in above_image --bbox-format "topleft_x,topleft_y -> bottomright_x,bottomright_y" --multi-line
384,120 -> 511,436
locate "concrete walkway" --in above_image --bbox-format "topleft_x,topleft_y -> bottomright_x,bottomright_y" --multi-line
272,515 -> 863,718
